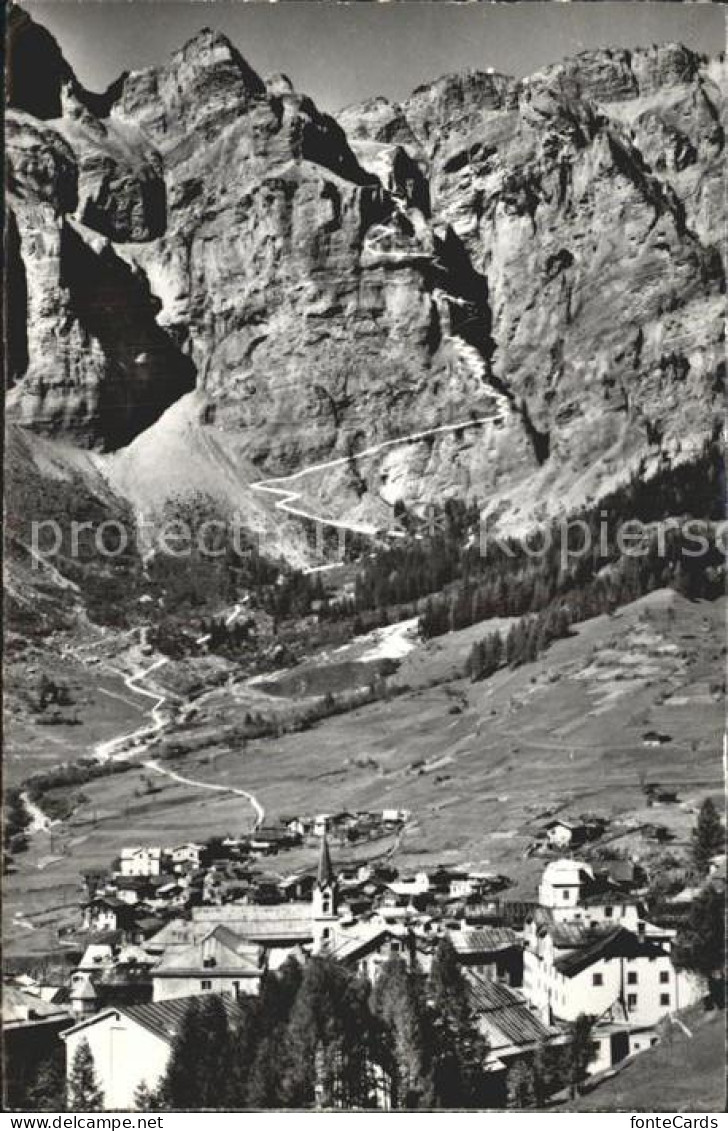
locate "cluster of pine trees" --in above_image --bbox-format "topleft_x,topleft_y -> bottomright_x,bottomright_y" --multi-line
465,604 -> 574,680
28,941 -> 597,1112
150,940 -> 495,1110
327,444 -> 723,633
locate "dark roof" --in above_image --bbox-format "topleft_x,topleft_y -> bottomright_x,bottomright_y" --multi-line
85,896 -> 128,910
580,889 -> 638,908
63,995 -> 247,1044
465,974 -> 557,1050
555,927 -> 667,978
125,995 -> 246,1041
450,928 -> 522,955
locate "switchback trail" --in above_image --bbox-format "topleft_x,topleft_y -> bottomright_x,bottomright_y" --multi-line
62,605 -> 266,831
251,411 -> 504,545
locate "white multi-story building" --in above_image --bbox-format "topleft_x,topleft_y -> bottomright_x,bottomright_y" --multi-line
118,847 -> 163,878
523,912 -> 701,1027
522,860 -> 704,1073
537,860 -> 640,928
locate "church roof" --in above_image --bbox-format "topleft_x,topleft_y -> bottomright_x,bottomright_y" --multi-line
317,835 -> 334,887
193,904 -> 314,943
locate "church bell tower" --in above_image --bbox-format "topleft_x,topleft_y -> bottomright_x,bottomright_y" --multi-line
312,835 -> 338,953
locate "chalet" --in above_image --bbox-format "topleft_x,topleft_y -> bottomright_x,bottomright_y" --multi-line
448,872 -> 480,899
3,987 -> 73,1107
249,826 -> 299,854
281,816 -> 311,839
313,813 -> 332,837
118,847 -> 164,878
94,961 -> 154,1011
330,926 -> 414,983
387,872 -> 430,899
382,808 -> 409,825
278,870 -> 317,902
642,731 -> 672,747
82,896 -> 138,935
151,925 -> 264,1002
166,843 -> 205,871
543,819 -> 587,849
449,927 -> 524,986
111,875 -> 169,906
75,944 -> 115,977
313,812 -> 356,840
61,995 -> 245,1110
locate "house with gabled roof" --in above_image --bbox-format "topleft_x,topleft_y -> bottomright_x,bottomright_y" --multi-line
151,924 -> 264,1002
60,995 -> 246,1110
328,925 -> 413,983
81,896 -> 139,935
118,847 -> 164,878
465,972 -> 565,1086
522,909 -> 703,1050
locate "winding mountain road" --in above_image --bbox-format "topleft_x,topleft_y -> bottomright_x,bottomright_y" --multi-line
251,409 -> 504,544
47,602 -> 266,833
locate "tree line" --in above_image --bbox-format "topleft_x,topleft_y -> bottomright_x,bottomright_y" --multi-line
32,940 -> 600,1111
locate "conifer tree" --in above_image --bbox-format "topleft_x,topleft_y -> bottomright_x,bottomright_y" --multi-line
133,1081 -> 161,1111
25,1056 -> 66,1111
158,998 -> 206,1109
371,956 -> 434,1109
566,1013 -> 596,1097
196,994 -> 235,1107
283,958 -> 375,1109
507,1059 -> 535,1108
691,798 -> 725,875
673,885 -> 725,1002
428,938 -> 488,1107
67,1040 -> 104,1112
244,958 -> 302,1107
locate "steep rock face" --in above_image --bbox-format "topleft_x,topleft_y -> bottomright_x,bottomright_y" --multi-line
107,29 -> 500,477
6,13 -> 726,544
115,27 -> 266,151
6,109 -> 195,448
53,86 -> 166,242
9,21 -> 498,478
392,44 -> 724,529
403,71 -> 520,159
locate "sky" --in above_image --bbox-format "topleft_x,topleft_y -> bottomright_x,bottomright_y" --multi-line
21,1 -> 726,113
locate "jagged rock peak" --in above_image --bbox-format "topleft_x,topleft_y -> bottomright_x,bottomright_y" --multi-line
403,69 -> 519,155
167,24 -> 265,94
523,43 -> 705,106
114,23 -> 266,148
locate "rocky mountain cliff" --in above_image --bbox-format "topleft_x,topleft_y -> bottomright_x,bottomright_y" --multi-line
6,7 -> 725,550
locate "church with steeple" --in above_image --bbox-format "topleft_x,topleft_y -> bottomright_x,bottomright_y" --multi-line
312,835 -> 339,953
